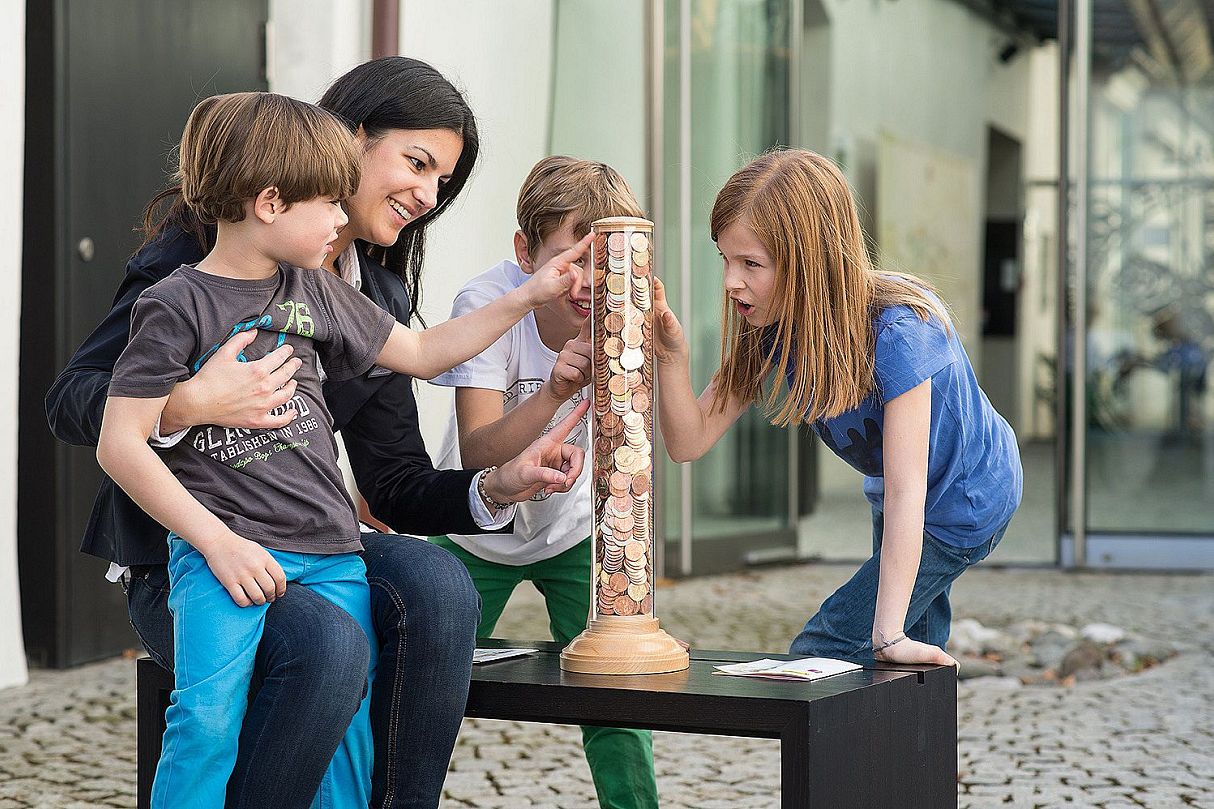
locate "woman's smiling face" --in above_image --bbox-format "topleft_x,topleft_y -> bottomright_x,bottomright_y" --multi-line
343,128 -> 464,247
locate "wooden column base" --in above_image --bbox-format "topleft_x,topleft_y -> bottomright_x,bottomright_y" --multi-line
560,615 -> 690,674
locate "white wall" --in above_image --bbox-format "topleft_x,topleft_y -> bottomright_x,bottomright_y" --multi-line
823,0 -> 1032,345
400,0 -> 557,448
268,0 -> 370,102
1,0 -> 29,690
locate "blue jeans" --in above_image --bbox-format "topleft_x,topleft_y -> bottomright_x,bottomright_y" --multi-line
153,537 -> 375,809
128,531 -> 480,809
789,511 -> 1007,658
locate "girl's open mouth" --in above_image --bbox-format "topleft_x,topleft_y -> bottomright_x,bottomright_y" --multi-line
735,300 -> 755,317
571,298 -> 591,317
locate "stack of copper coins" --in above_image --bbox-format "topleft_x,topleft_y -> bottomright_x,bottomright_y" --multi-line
590,217 -> 655,619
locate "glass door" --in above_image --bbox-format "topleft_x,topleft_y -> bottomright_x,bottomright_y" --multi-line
659,0 -> 798,575
1066,0 -> 1214,568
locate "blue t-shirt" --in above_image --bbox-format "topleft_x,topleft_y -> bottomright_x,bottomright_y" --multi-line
785,303 -> 1022,548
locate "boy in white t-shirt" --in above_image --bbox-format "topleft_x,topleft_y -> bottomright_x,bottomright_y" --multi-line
430,156 -> 657,809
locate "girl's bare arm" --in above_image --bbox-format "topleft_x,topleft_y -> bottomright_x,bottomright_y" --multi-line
652,278 -> 748,462
872,378 -> 957,667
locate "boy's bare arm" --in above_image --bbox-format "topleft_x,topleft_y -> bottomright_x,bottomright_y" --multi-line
98,396 -> 231,546
375,235 -> 592,381
377,291 -> 528,381
457,387 -> 566,469
458,319 -> 592,469
97,396 -> 286,606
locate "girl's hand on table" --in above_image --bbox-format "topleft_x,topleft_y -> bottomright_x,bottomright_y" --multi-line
874,637 -> 959,669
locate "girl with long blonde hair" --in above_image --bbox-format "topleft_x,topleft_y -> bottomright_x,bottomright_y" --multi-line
655,148 -> 1022,666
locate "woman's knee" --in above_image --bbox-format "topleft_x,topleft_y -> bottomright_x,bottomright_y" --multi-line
362,534 -> 480,628
258,587 -> 371,700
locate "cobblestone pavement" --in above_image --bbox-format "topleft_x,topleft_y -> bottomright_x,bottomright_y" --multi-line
1,563 -> 1211,808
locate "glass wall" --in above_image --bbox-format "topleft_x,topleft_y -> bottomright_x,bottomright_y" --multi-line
549,1 -> 648,203
1078,2 -> 1214,539
660,0 -> 797,574
546,0 -> 1214,572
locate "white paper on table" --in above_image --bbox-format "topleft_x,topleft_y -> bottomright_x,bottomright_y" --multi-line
712,657 -> 861,681
473,648 -> 538,664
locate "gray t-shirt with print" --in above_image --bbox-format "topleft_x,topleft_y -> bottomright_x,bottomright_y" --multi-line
109,263 -> 394,555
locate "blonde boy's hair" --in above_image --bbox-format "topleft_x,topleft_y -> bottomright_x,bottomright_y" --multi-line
709,148 -> 951,427
516,156 -> 644,251
176,92 -> 361,225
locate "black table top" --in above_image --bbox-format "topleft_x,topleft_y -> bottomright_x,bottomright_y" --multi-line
138,640 -> 952,739
467,639 -> 949,736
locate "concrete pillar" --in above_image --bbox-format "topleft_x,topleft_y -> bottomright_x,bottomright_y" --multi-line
1,0 -> 30,691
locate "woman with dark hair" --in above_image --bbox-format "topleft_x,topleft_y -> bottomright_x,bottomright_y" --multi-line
46,57 -> 568,808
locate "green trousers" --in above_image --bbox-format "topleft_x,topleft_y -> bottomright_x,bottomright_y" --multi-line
430,535 -> 659,809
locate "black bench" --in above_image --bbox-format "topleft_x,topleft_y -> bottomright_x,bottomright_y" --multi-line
137,641 -> 957,808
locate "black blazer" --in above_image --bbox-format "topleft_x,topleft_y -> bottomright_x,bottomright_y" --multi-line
45,224 -> 488,566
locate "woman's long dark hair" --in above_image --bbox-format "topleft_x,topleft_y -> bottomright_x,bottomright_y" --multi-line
140,57 -> 480,325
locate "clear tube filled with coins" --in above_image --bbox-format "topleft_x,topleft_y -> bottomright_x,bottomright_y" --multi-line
560,217 -> 689,675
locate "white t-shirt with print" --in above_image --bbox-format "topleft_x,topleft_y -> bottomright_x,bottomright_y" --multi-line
431,259 -> 590,566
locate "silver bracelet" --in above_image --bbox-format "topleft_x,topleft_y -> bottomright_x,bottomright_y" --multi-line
476,466 -> 513,511
873,632 -> 907,653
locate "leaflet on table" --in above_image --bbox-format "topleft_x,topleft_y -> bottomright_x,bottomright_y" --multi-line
712,657 -> 861,681
473,648 -> 538,664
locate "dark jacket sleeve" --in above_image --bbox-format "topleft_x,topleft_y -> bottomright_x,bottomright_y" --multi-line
45,227 -> 205,446
336,372 -> 485,536
323,248 -> 492,537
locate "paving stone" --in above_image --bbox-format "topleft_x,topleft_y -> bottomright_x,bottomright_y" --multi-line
1,565 -> 1211,807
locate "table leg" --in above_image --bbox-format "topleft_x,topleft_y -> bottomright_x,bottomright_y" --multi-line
136,659 -> 170,809
919,666 -> 959,808
780,715 -> 812,809
784,672 -> 956,808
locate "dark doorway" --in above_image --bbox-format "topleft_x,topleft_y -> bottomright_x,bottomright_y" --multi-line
20,0 -> 268,667
981,126 -> 1023,427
